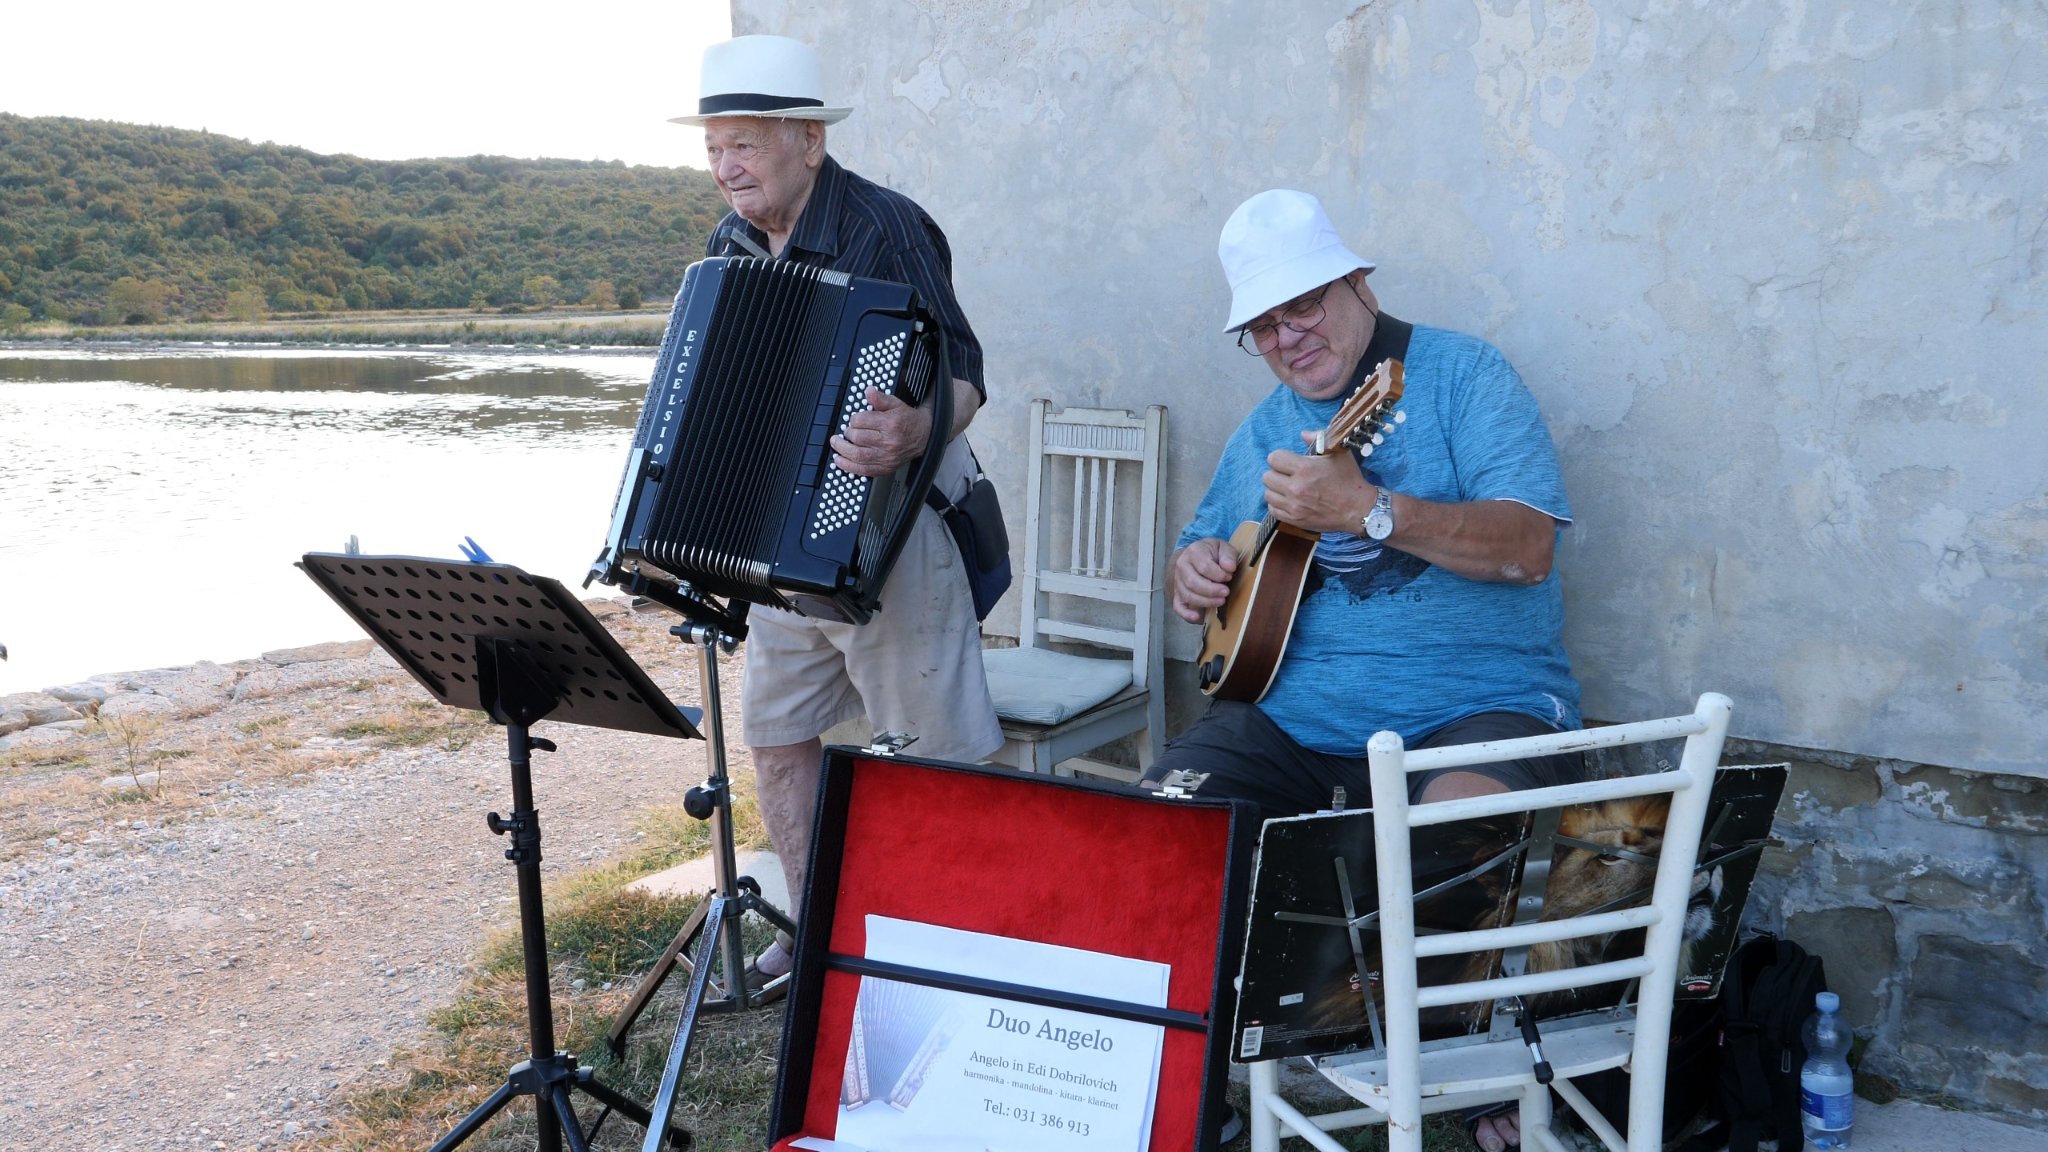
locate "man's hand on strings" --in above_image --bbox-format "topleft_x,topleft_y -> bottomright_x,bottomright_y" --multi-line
1262,429 -> 1373,535
1171,538 -> 1240,624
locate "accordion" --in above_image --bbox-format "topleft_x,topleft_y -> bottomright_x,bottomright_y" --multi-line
589,256 -> 951,626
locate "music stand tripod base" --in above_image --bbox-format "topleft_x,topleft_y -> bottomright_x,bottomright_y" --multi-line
603,618 -> 797,1152
299,554 -> 698,1152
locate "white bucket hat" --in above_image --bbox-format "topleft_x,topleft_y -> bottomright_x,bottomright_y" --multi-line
1217,189 -> 1375,332
670,35 -> 853,127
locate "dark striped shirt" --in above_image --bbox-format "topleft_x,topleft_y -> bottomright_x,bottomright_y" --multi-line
705,155 -> 985,398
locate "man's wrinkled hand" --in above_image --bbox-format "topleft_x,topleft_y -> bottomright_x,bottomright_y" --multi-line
831,388 -> 932,477
1262,430 -> 1372,534
1171,538 -> 1239,624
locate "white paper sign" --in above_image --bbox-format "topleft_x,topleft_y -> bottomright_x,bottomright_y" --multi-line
832,915 -> 1169,1152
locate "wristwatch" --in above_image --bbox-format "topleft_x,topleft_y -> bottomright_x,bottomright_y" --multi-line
1362,488 -> 1396,541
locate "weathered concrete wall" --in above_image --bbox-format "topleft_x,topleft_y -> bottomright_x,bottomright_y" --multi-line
734,0 -> 2047,781
728,0 -> 2048,1118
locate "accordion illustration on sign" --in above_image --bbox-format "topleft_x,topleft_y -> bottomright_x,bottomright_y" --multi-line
589,256 -> 951,624
840,978 -> 966,1112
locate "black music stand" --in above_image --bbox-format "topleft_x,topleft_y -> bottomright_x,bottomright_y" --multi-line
299,553 -> 700,1152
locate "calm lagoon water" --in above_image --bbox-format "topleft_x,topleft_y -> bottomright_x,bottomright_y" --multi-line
0,347 -> 657,695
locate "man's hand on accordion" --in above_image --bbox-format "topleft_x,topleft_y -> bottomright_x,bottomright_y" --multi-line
831,387 -> 935,477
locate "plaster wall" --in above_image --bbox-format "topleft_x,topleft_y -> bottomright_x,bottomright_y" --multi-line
727,0 -> 2048,779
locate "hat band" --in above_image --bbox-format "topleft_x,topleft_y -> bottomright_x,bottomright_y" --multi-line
698,92 -> 826,115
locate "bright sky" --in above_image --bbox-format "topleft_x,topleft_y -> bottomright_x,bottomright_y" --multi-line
0,2 -> 732,169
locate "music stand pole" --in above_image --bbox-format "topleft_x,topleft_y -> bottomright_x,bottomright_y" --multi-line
430,718 -> 671,1152
604,620 -> 798,1152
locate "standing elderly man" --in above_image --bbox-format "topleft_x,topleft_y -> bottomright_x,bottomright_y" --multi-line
672,35 -> 1003,989
1157,189 -> 1587,1152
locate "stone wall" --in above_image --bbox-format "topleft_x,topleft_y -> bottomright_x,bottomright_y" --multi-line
1743,742 -> 2048,1120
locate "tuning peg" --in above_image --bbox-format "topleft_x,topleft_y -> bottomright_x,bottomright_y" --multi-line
1393,410 -> 1407,423
1359,442 -> 1375,457
1370,432 -> 1385,446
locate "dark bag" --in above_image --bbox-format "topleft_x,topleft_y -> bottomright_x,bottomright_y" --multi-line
1716,934 -> 1829,1152
1577,933 -> 1827,1151
925,466 -> 1012,622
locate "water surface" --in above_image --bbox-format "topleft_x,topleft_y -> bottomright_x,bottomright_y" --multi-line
0,348 -> 656,695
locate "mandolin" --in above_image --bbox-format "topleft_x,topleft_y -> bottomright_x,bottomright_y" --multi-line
1196,359 -> 1406,701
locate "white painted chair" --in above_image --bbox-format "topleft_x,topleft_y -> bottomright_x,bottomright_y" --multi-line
980,400 -> 1167,781
1248,693 -> 1735,1152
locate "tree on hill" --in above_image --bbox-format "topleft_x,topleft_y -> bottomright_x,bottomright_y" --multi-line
0,113 -> 726,323
107,276 -> 174,324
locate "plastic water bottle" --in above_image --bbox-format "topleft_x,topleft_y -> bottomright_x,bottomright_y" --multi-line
1800,991 -> 1854,1148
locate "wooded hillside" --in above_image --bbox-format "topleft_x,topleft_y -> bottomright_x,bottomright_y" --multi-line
0,114 -> 728,324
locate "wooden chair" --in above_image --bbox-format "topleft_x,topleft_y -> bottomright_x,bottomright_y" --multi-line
980,400 -> 1167,781
1248,693 -> 1736,1152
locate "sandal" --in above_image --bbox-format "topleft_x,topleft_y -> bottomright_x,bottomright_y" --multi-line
743,932 -> 796,1005
742,957 -> 791,1004
1463,1101 -> 1518,1151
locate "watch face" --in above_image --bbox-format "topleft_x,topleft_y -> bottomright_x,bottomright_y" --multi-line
1366,507 -> 1394,540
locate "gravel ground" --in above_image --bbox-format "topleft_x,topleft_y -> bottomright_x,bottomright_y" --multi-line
0,605 -> 728,1151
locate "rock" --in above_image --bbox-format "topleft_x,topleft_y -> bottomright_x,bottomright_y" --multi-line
98,693 -> 180,720
102,772 -> 162,791
260,641 -> 374,666
0,692 -> 85,735
156,661 -> 240,712
4,720 -> 92,748
45,682 -> 111,707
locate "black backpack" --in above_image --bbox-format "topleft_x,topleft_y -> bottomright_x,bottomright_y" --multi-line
1716,934 -> 1829,1152
1578,934 -> 1828,1151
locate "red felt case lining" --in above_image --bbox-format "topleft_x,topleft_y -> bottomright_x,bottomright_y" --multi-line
769,752 -> 1251,1152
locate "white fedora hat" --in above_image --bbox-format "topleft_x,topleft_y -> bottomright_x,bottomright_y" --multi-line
670,35 -> 853,127
1217,189 -> 1375,332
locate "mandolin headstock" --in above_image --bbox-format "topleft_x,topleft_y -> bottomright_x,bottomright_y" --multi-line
1314,358 -> 1407,458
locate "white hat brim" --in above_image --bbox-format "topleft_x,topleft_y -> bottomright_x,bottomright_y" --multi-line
1223,243 -> 1375,332
670,106 -> 852,127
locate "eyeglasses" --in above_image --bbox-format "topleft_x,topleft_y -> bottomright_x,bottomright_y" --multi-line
1237,283 -> 1333,356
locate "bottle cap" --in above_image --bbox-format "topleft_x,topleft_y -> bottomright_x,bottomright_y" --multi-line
1817,991 -> 1840,1012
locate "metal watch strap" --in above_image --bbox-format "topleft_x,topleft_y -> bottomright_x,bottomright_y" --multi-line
1363,488 -> 1395,540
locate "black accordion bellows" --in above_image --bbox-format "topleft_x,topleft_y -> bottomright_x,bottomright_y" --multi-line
590,256 -> 950,625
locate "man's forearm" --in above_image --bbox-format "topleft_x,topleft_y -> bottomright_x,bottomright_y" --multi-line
944,376 -> 980,441
1383,494 -> 1556,585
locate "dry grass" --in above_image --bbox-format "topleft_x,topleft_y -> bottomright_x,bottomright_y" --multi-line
329,697 -> 494,752
0,721 -> 360,860
0,665 -> 423,859
310,808 -> 787,1152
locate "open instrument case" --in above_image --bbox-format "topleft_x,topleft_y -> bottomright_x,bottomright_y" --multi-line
767,749 -> 1255,1151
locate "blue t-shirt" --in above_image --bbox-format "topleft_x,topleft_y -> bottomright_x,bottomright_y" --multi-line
1180,324 -> 1581,755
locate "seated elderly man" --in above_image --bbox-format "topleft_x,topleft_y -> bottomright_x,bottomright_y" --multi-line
1154,189 -> 1590,1151
672,35 -> 1003,991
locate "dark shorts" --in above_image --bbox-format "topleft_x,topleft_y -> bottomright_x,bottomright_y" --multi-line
1145,700 -> 1586,824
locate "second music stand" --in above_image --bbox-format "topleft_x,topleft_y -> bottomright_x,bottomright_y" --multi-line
598,602 -> 799,1152
300,553 -> 700,1152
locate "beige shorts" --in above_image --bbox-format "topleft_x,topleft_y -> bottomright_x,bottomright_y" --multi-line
741,501 -> 1004,763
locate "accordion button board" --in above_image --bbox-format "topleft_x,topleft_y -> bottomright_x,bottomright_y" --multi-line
590,257 -> 948,625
